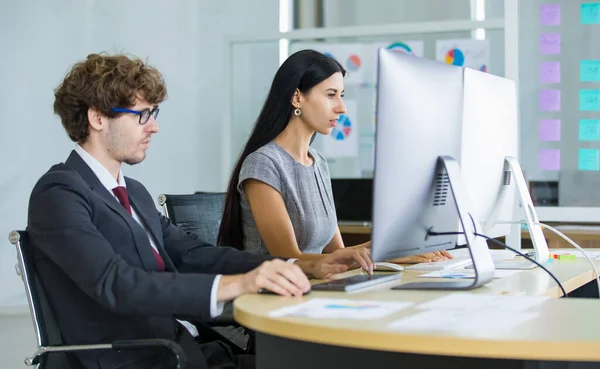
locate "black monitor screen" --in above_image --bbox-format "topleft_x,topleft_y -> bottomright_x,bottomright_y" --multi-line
331,178 -> 373,222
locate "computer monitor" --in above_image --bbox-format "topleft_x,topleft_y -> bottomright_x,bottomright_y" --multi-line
372,49 -> 495,289
461,68 -> 549,263
331,178 -> 372,225
460,68 -> 518,240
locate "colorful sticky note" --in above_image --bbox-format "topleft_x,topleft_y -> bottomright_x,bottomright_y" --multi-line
540,89 -> 561,111
541,4 -> 561,26
540,149 -> 560,171
581,3 -> 600,24
579,90 -> 600,111
540,120 -> 561,141
540,62 -> 561,83
579,149 -> 600,171
579,120 -> 600,141
540,33 -> 560,54
580,60 -> 600,82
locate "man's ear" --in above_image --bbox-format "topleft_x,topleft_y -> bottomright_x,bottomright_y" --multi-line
87,107 -> 104,132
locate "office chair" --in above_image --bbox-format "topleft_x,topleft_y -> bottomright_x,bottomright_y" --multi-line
157,193 -> 253,354
8,230 -> 186,369
158,192 -> 225,246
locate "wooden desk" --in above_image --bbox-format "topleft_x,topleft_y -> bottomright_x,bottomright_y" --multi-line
521,226 -> 600,249
338,224 -> 372,235
391,255 -> 599,298
235,256 -> 600,368
339,223 -> 600,249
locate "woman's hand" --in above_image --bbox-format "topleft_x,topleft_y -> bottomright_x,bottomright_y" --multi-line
310,247 -> 374,279
348,241 -> 371,249
387,250 -> 453,264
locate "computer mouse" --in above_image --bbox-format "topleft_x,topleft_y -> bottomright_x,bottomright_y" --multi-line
373,262 -> 404,272
257,288 -> 311,296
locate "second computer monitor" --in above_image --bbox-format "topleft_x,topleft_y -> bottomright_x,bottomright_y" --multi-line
460,68 -> 519,240
462,68 -> 549,262
371,50 -> 465,262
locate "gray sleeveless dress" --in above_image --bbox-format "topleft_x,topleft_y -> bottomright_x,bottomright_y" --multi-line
238,141 -> 337,255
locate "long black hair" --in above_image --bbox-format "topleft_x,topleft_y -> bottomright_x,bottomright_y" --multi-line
217,49 -> 345,249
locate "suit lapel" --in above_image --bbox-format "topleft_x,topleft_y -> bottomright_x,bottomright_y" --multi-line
65,151 -> 159,271
127,188 -> 177,271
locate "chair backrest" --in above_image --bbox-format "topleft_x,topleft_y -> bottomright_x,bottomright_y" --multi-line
9,230 -> 76,368
157,193 -> 226,245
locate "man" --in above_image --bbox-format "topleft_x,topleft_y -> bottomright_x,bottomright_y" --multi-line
27,53 -> 374,369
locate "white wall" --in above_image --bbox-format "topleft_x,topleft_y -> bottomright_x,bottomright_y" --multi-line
323,0 -> 470,26
0,0 -> 278,308
323,0 -> 504,26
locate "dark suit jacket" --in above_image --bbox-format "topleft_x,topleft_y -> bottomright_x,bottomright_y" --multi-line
27,151 -> 273,369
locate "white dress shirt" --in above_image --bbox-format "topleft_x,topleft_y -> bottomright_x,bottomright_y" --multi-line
74,145 -> 226,337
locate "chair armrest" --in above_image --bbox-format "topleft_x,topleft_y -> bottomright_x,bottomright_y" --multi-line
113,339 -> 186,369
27,339 -> 186,369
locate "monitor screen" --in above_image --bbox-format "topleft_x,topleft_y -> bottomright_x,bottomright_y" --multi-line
371,50 -> 464,262
331,178 -> 372,223
460,68 -> 518,240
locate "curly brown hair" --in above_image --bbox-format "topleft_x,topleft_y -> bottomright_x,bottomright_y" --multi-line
53,53 -> 168,143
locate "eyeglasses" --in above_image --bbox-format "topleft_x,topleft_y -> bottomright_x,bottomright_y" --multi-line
111,107 -> 159,124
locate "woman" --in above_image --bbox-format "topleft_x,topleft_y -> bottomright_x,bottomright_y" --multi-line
218,50 -> 450,270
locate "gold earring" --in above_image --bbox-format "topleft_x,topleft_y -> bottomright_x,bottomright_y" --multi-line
294,105 -> 302,116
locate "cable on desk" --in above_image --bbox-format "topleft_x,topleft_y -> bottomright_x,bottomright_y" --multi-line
497,220 -> 600,299
427,214 -> 568,298
536,223 -> 600,298
476,234 -> 567,298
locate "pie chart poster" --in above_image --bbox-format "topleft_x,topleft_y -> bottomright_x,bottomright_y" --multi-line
435,39 -> 490,73
289,43 -> 366,86
322,100 -> 359,158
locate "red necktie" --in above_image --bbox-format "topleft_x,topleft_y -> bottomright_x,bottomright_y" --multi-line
112,186 -> 165,271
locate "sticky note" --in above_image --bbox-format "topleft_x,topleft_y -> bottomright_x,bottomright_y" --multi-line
581,3 -> 600,24
540,90 -> 561,111
540,149 -> 560,171
580,60 -> 600,82
579,90 -> 600,111
541,4 -> 561,26
579,120 -> 600,141
540,33 -> 560,54
550,253 -> 577,260
540,62 -> 560,83
579,149 -> 600,171
540,120 -> 561,141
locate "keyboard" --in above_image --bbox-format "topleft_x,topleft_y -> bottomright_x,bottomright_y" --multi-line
404,257 -> 472,271
311,274 -> 401,292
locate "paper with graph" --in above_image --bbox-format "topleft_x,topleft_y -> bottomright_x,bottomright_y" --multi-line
268,298 -> 412,320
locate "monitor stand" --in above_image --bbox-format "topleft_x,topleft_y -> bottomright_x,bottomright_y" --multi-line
502,157 -> 549,268
393,156 -> 496,290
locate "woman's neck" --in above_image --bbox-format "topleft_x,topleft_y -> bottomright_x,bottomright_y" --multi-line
274,119 -> 314,166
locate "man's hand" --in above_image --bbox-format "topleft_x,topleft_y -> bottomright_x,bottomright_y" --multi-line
217,260 -> 311,300
388,250 -> 453,264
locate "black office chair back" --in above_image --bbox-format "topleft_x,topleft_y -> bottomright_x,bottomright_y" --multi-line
158,193 -> 225,245
9,230 -> 78,369
10,230 -> 186,368
157,193 -> 251,353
